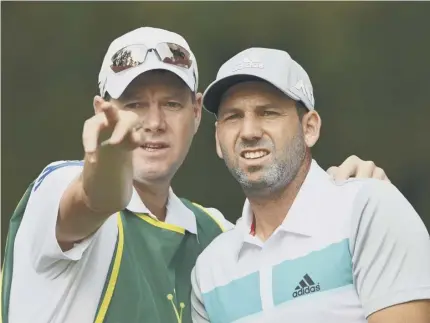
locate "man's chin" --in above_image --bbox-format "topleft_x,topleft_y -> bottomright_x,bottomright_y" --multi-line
234,168 -> 282,192
238,165 -> 267,181
236,173 -> 269,190
133,167 -> 172,184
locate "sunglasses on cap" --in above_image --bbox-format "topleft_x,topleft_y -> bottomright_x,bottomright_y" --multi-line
110,43 -> 193,73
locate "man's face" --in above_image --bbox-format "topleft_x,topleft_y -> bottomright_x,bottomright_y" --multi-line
111,70 -> 202,184
215,81 -> 310,195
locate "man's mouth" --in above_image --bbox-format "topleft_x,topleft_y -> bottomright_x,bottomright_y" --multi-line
140,142 -> 169,152
240,149 -> 270,159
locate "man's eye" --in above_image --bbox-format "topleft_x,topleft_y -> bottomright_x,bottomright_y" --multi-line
262,110 -> 278,116
165,101 -> 182,109
224,114 -> 240,121
124,102 -> 142,109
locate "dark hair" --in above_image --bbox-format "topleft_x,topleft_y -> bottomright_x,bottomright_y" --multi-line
296,101 -> 308,121
103,92 -> 111,101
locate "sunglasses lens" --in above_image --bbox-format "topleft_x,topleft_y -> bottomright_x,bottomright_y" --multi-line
156,43 -> 192,69
110,45 -> 148,73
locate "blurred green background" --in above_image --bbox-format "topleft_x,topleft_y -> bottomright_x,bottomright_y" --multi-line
2,2 -> 430,253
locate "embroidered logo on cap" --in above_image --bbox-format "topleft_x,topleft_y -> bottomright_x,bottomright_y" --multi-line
232,57 -> 264,72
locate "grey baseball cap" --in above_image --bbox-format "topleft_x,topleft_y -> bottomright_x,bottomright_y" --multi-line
203,47 -> 315,115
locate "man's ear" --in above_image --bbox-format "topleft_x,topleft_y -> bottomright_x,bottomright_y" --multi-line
215,122 -> 223,159
193,92 -> 203,134
302,110 -> 321,148
93,95 -> 105,114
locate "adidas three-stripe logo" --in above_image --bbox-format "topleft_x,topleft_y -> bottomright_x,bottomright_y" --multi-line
292,274 -> 320,298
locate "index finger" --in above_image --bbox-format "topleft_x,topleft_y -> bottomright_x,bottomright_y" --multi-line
101,103 -> 119,124
334,156 -> 360,181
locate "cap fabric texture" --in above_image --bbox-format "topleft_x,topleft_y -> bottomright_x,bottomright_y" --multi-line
203,47 -> 314,114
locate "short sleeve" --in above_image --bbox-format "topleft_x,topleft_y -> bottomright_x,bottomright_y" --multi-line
15,160 -> 99,273
350,180 -> 430,317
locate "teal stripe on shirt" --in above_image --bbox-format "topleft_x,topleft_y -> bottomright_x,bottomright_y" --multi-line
202,271 -> 262,323
202,239 -> 353,322
272,238 -> 353,305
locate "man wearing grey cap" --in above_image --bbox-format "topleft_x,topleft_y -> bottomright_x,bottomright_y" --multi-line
2,26 -> 391,323
191,48 -> 430,323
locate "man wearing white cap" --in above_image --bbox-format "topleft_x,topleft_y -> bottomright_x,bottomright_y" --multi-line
2,28 -> 391,323
191,47 -> 430,323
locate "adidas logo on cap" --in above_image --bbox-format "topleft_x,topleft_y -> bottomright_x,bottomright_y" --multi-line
292,274 -> 320,298
232,57 -> 264,72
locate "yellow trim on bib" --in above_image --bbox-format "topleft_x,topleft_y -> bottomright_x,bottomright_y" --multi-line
0,264 -> 4,323
134,213 -> 185,235
94,213 -> 124,323
192,203 -> 226,232
0,234 -> 10,323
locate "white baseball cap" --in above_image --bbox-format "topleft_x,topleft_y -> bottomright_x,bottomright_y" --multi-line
98,27 -> 198,99
203,47 -> 315,114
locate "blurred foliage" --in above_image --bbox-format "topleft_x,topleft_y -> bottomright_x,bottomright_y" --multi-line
2,2 -> 430,252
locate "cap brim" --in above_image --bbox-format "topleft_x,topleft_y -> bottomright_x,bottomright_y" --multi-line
203,75 -> 263,114
203,74 -> 302,115
105,61 -> 194,99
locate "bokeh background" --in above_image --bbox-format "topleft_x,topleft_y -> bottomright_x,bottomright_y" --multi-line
2,2 -> 430,254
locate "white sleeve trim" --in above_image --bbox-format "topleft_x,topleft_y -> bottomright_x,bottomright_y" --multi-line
53,232 -> 96,261
364,286 -> 430,317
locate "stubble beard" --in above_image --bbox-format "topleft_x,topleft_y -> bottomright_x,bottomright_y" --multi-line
222,128 -> 307,197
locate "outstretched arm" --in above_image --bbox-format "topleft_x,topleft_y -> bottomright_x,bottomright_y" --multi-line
57,96 -> 142,248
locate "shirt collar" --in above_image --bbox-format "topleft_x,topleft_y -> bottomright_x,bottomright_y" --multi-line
126,187 -> 198,235
236,159 -> 331,255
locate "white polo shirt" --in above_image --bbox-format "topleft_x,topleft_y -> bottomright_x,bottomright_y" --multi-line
7,161 -> 233,323
191,160 -> 430,323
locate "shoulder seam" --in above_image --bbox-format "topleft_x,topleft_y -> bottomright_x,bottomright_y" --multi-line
34,160 -> 83,191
